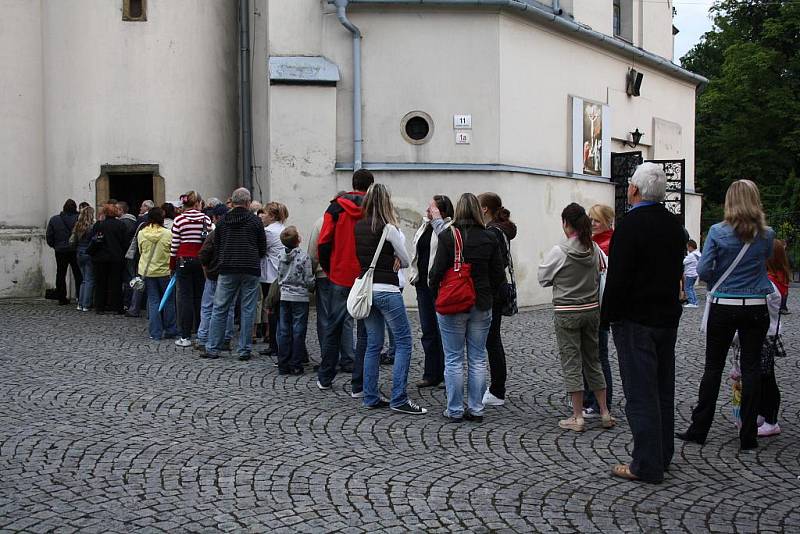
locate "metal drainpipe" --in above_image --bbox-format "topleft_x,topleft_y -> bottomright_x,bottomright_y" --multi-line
334,0 -> 364,170
239,0 -> 253,191
552,0 -> 561,16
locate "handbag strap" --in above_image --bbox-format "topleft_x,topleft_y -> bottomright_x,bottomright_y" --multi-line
709,242 -> 751,296
452,228 -> 464,272
141,233 -> 159,277
367,225 -> 390,271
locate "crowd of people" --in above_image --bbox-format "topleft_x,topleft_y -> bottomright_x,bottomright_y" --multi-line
45,166 -> 789,482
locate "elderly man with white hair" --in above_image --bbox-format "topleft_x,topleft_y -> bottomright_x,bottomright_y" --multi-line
601,162 -> 687,483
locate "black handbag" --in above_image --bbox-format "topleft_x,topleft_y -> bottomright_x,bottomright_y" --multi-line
761,314 -> 787,375
86,231 -> 105,256
495,229 -> 518,317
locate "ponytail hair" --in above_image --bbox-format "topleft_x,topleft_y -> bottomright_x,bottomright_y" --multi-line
561,203 -> 592,249
478,192 -> 512,223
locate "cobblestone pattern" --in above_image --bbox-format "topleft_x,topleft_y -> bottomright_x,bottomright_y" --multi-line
0,296 -> 798,533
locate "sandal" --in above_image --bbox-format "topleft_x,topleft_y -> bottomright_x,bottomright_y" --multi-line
558,415 -> 585,432
611,464 -> 639,481
601,414 -> 617,429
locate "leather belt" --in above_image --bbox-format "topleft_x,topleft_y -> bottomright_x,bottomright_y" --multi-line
712,297 -> 767,306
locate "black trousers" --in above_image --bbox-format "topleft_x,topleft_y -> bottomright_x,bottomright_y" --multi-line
416,285 -> 444,384
486,303 -> 507,399
55,251 -> 82,303
93,260 -> 123,314
760,370 -> 780,425
176,258 -> 205,339
686,303 -> 769,449
612,320 -> 677,483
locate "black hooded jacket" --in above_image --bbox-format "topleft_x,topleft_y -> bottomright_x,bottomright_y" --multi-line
213,207 -> 267,277
46,211 -> 78,253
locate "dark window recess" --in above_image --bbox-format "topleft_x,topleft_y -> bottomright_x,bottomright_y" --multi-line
129,0 -> 143,18
613,0 -> 621,36
123,0 -> 146,21
405,116 -> 430,141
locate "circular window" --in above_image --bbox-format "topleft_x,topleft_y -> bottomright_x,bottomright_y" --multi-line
401,112 -> 433,145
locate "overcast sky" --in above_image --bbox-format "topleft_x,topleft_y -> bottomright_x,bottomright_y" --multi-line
672,0 -> 715,63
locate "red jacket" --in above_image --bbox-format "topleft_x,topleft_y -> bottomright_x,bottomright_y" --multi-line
768,271 -> 789,298
317,192 -> 364,287
593,229 -> 614,256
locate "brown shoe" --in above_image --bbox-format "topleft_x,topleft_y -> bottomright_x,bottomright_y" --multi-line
601,414 -> 617,429
611,464 -> 639,481
416,379 -> 440,388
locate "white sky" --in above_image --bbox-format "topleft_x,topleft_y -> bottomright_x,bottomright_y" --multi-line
672,0 -> 715,63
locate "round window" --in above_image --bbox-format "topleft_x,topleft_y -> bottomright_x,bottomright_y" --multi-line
401,112 -> 433,145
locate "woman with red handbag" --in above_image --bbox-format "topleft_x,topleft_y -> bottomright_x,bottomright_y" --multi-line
429,193 -> 505,423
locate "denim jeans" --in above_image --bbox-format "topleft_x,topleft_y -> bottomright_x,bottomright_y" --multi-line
416,284 -> 444,384
77,252 -> 95,309
684,276 -> 698,305
197,278 -> 235,344
207,273 -> 260,357
363,291 -> 413,408
318,282 -> 357,387
315,278 -> 355,368
145,276 -> 177,340
612,320 -> 677,483
584,327 -> 612,410
176,258 -> 205,339
437,306 -> 492,418
685,303 -> 769,449
278,301 -> 310,371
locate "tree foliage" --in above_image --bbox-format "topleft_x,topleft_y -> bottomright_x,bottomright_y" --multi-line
681,0 -> 800,230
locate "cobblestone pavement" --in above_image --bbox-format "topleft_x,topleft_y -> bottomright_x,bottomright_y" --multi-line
1,296 -> 798,534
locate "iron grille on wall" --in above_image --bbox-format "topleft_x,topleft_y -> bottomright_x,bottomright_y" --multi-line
610,153 -> 686,227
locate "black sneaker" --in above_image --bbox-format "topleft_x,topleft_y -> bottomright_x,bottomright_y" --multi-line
391,401 -> 427,415
259,347 -> 273,356
238,352 -> 253,362
200,351 -> 220,360
366,399 -> 390,409
464,411 -> 483,423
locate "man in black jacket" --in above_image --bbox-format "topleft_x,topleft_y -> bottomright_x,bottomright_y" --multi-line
602,162 -> 686,484
204,188 -> 266,361
46,199 -> 82,305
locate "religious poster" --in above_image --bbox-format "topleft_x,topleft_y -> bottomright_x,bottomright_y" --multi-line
571,97 -> 611,178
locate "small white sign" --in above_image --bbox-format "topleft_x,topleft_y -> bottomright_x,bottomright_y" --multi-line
455,132 -> 471,145
453,114 -> 472,129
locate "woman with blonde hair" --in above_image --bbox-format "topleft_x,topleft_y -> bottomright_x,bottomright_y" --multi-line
354,184 -> 425,414
258,201 -> 289,356
71,206 -> 95,311
677,179 -> 775,451
429,193 -> 505,422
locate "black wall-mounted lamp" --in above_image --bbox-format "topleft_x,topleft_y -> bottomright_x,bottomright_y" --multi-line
625,128 -> 644,148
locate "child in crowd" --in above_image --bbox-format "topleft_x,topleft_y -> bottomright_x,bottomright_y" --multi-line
276,226 -> 315,375
683,239 -> 701,308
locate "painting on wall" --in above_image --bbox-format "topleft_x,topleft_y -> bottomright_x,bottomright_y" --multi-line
571,97 -> 611,178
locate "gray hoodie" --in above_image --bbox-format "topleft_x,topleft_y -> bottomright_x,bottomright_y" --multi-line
277,246 -> 315,302
537,236 -> 600,312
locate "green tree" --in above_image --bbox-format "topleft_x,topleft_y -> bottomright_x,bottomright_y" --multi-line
681,0 -> 800,230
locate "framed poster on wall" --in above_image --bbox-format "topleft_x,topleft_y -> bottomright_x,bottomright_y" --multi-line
571,97 -> 611,178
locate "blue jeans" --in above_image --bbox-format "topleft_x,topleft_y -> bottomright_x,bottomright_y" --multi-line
145,276 -> 177,340
197,278 -> 235,344
207,273 -> 259,357
77,252 -> 95,309
278,301 -> 310,371
684,275 -> 698,305
315,278 -> 355,367
363,291 -> 413,408
318,282 -> 357,386
437,306 -> 492,418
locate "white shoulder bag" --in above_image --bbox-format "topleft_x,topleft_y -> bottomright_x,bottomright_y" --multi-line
700,243 -> 750,333
347,226 -> 390,320
595,243 -> 608,304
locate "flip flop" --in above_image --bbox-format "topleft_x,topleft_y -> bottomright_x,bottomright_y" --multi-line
611,464 -> 640,481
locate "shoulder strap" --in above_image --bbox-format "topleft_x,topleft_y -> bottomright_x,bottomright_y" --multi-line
709,243 -> 751,295
367,225 -> 390,271
142,233 -> 159,277
452,227 -> 464,272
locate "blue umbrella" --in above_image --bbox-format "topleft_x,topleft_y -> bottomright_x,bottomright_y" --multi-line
159,274 -> 177,312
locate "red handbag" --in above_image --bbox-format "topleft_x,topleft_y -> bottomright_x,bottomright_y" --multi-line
435,227 -> 477,315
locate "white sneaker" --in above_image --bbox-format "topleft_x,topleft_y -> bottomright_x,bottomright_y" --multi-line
758,422 -> 781,437
482,390 -> 506,406
351,390 -> 364,398
582,407 -> 600,419
76,305 -> 82,311
175,337 -> 192,348
683,304 -> 698,308
757,415 -> 765,427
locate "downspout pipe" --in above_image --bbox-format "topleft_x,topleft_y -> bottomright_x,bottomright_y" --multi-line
239,0 -> 253,191
337,0 -> 708,93
334,0 -> 364,170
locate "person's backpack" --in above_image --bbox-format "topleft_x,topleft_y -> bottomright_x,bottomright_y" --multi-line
435,228 -> 476,315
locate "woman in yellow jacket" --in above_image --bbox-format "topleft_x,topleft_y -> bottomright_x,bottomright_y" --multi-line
137,207 -> 177,340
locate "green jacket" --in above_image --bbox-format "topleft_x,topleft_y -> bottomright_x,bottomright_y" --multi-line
137,225 -> 172,277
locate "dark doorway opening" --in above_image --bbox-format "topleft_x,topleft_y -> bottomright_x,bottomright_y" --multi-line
108,173 -> 154,216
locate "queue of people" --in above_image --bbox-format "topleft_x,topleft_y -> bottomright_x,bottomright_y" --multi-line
46,166 -> 789,482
